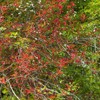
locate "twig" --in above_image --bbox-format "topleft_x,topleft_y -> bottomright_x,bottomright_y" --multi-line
8,80 -> 20,100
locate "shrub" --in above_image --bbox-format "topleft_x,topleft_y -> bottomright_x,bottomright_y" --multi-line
0,0 -> 100,100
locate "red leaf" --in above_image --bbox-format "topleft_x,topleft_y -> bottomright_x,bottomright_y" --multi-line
57,69 -> 63,75
0,77 -> 6,84
67,5 -> 71,9
59,58 -> 68,67
75,58 -> 81,63
70,1 -> 75,7
71,53 -> 76,59
25,89 -> 31,94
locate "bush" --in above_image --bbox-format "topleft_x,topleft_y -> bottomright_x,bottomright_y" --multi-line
0,0 -> 100,100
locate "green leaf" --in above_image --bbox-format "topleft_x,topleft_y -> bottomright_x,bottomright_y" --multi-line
2,89 -> 8,94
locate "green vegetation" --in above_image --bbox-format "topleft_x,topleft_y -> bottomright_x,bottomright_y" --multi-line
0,0 -> 100,100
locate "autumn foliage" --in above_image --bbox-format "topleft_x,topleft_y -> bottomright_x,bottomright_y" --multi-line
0,0 -> 100,100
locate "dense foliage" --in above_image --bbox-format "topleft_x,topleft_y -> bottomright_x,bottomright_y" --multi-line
0,0 -> 100,100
